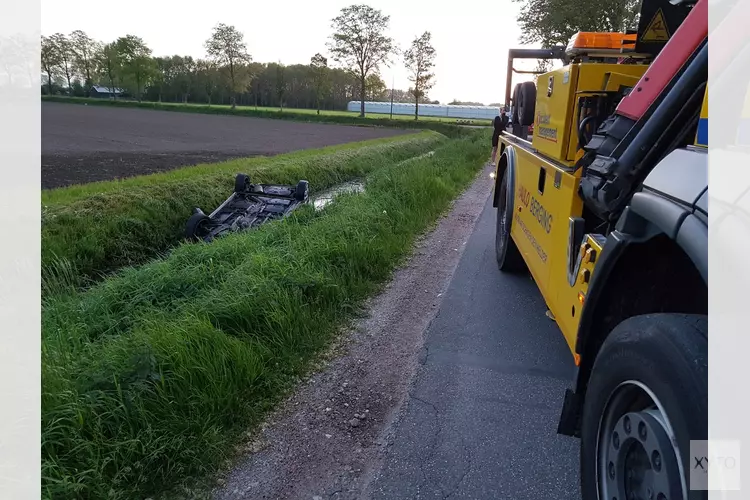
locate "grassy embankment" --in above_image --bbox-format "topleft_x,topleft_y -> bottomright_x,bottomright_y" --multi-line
42,132 -> 447,295
41,95 -> 493,129
41,129 -> 490,499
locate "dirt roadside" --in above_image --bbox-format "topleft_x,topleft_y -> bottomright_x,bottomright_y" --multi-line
211,161 -> 496,500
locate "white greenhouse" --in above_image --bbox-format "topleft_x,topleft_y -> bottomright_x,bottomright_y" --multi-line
346,101 -> 501,120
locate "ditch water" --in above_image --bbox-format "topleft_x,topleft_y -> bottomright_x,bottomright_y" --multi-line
309,180 -> 366,210
307,150 -> 436,211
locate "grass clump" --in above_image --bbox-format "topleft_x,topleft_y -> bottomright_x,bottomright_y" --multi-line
42,132 -> 445,294
42,96 -> 490,135
41,130 -> 489,499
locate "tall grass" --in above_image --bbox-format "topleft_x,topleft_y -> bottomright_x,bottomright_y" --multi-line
41,130 -> 490,499
42,132 -> 445,294
41,95 -> 491,132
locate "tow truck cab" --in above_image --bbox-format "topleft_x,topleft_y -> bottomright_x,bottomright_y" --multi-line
492,1 -> 707,498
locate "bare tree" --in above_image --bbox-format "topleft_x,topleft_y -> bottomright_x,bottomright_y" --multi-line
41,35 -> 61,94
18,35 -> 37,86
69,30 -> 100,95
1,36 -> 21,86
97,42 -> 121,98
49,33 -> 75,93
205,23 -> 251,109
310,53 -> 329,115
196,59 -> 219,105
171,55 -> 196,103
327,4 -> 395,117
404,31 -> 436,120
275,62 -> 286,112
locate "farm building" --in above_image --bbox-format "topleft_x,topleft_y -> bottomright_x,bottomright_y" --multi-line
89,85 -> 125,99
347,101 -> 501,120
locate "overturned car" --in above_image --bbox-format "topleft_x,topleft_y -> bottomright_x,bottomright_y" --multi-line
185,173 -> 309,242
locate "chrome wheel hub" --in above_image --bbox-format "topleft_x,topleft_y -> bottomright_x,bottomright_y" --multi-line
598,382 -> 686,500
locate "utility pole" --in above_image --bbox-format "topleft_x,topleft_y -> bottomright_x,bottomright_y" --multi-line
390,75 -> 394,119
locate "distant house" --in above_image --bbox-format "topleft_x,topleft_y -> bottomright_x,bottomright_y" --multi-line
89,85 -> 124,99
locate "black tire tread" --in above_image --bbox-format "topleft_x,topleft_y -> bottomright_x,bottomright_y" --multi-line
495,168 -> 526,272
580,313 -> 708,500
511,83 -> 521,124
185,213 -> 212,241
235,173 -> 250,193
518,81 -> 536,127
295,180 -> 309,201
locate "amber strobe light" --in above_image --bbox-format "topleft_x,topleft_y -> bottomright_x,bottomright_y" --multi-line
565,31 -> 637,56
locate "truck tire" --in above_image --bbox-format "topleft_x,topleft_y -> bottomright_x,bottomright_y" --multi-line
580,313 -> 708,500
518,81 -> 536,127
511,83 -> 521,124
495,167 -> 526,272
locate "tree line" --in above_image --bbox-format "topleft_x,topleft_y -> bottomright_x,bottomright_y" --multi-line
40,1 -> 642,113
0,34 -> 36,89
512,0 -> 641,48
41,4 -> 439,118
512,0 -> 641,72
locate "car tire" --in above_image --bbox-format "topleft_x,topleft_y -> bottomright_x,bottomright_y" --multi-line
495,167 -> 526,272
294,180 -> 309,201
235,173 -> 251,193
185,212 -> 212,241
580,313 -> 708,500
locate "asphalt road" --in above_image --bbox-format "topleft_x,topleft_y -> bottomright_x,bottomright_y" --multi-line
368,194 -> 581,500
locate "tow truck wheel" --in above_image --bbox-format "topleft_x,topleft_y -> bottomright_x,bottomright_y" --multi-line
495,168 -> 526,272
518,81 -> 536,127
511,84 -> 521,124
580,313 -> 707,500
234,173 -> 251,193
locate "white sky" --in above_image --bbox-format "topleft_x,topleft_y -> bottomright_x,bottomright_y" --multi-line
41,0 -> 542,105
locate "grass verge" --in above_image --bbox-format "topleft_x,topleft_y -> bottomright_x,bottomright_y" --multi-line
41,130 -> 489,499
41,96 -> 491,135
42,132 -> 445,295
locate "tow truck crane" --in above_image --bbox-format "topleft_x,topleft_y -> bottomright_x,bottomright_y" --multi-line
492,0 -> 707,498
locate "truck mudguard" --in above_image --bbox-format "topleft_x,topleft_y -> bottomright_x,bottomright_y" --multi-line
558,188 -> 708,437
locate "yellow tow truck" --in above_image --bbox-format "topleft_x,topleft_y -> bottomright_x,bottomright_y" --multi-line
493,0 -> 708,498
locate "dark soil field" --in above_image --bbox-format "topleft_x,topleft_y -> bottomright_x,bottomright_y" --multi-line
41,102 -> 413,189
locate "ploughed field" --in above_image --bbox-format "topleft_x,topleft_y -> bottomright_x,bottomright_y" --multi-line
41,101 -> 413,189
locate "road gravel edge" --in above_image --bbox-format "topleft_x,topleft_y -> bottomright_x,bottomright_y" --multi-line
211,161 -> 496,500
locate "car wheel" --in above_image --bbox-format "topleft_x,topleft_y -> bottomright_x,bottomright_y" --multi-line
185,212 -> 213,241
235,173 -> 251,193
294,180 -> 309,201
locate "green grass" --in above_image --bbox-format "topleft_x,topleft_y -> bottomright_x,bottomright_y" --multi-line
41,95 -> 493,130
42,132 -> 446,295
41,130 -> 490,499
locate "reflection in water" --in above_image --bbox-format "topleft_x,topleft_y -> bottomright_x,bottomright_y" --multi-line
311,181 -> 365,210
308,150 -> 436,211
